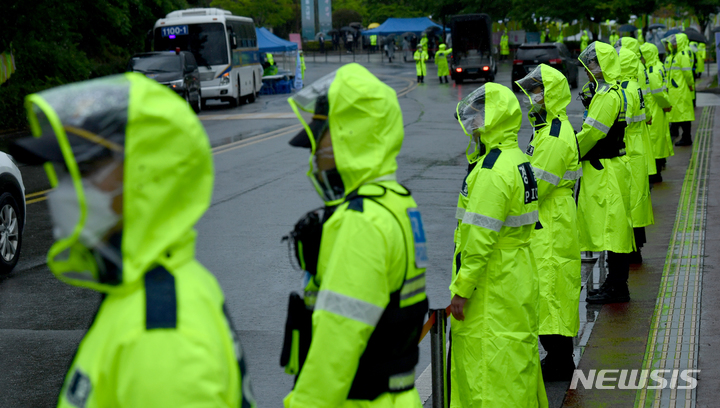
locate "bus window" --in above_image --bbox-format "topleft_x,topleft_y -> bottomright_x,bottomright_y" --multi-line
244,22 -> 257,47
154,22 -> 228,67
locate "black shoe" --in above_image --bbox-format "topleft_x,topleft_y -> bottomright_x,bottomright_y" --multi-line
649,173 -> 662,184
675,138 -> 692,146
586,283 -> 630,304
541,357 -> 576,382
629,250 -> 643,265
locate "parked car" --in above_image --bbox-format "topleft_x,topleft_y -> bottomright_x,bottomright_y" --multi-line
0,152 -> 25,274
512,43 -> 579,92
449,14 -> 497,84
127,51 -> 202,113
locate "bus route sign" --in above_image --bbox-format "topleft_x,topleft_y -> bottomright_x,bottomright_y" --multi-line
161,25 -> 189,38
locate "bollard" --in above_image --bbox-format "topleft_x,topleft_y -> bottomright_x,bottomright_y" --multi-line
430,308 -> 448,408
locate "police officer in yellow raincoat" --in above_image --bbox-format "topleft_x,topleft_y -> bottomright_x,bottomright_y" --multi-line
695,42 -> 706,78
516,65 -> 582,382
449,83 -> 548,407
664,34 -> 695,146
641,42 -> 674,182
580,30 -> 590,52
282,63 -> 428,408
500,30 -> 510,60
576,42 -> 635,304
414,47 -> 429,83
435,44 -> 453,83
609,30 -> 620,46
10,74 -> 256,408
615,43 -> 654,263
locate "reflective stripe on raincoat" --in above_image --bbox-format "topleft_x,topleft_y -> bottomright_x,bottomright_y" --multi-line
641,42 -> 674,159
519,65 -> 581,338
617,46 -> 654,228
576,42 -> 635,253
665,34 -> 695,123
285,63 -> 425,408
450,83 -> 547,408
414,49 -> 428,76
435,44 -> 453,77
28,73 -> 254,408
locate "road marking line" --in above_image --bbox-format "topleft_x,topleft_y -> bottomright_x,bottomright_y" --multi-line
25,189 -> 51,199
212,124 -> 303,155
201,112 -> 297,121
26,196 -> 48,204
213,126 -> 301,156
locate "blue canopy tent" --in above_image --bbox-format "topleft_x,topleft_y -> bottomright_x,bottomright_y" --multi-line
361,17 -> 444,36
256,27 -> 298,52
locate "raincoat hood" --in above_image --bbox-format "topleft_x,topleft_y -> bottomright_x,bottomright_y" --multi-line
579,42 -> 621,85
456,83 -> 521,158
619,37 -> 641,59
289,63 -> 403,205
516,64 -> 571,121
617,47 -> 639,81
640,42 -> 660,66
439,44 -> 446,50
23,73 -> 213,292
676,33 -> 689,51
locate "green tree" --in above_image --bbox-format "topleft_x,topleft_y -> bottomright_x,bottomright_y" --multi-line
366,4 -> 425,26
210,0 -> 294,27
333,9 -> 363,28
0,0 -> 187,130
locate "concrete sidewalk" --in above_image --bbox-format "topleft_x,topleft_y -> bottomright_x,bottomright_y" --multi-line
561,102 -> 718,407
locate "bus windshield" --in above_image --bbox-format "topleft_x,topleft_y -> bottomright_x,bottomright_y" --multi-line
154,23 -> 228,67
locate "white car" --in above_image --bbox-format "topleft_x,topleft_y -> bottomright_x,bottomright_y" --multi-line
0,152 -> 25,274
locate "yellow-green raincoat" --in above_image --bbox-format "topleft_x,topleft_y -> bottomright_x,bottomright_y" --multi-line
696,43 -> 706,75
665,34 -> 695,123
285,63 -> 426,408
450,83 -> 547,408
576,42 -> 635,253
517,64 -> 582,338
641,42 -> 674,160
616,46 -> 654,228
414,49 -> 428,76
23,73 -> 255,408
435,44 -> 453,77
580,31 -> 590,51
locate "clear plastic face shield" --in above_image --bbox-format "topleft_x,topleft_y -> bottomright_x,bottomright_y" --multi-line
23,77 -> 128,288
288,70 -> 346,205
456,86 -> 487,162
578,44 -> 602,86
515,66 -> 545,114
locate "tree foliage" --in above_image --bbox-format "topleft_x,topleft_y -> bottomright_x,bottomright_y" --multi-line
0,0 -> 188,130
333,9 -> 363,28
210,0 -> 295,28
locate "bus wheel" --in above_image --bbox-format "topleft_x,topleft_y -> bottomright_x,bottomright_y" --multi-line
229,79 -> 241,108
247,76 -> 257,103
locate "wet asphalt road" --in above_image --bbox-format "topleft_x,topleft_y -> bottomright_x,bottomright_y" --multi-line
0,59 -> 588,407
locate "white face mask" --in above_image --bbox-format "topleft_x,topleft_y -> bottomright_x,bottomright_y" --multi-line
47,177 -> 122,249
525,91 -> 544,113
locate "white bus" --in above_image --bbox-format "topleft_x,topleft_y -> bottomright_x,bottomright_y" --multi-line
153,8 -> 263,108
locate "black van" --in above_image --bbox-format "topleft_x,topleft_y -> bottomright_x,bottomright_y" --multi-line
449,14 -> 497,84
127,51 -> 202,113
511,43 -> 579,92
